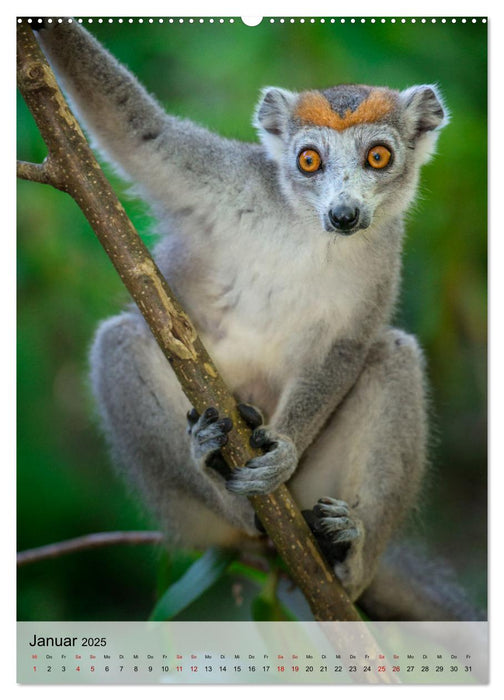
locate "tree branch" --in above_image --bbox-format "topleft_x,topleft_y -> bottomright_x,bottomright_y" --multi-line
17,159 -> 51,184
16,21 -> 360,622
17,531 -> 165,566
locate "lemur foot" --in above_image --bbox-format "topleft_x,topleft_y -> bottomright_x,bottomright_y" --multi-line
187,407 -> 233,461
226,404 -> 298,496
303,497 -> 362,566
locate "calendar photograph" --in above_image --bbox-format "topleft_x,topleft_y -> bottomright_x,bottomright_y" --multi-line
16,14 -> 488,684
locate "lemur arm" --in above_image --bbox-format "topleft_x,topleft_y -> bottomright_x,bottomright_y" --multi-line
272,339 -> 368,456
226,336 -> 370,496
37,22 -> 247,209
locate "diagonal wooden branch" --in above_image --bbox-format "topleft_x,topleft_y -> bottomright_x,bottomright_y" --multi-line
16,21 -> 360,622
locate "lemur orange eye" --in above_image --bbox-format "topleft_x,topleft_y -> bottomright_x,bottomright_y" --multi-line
367,145 -> 392,169
298,149 -> 322,174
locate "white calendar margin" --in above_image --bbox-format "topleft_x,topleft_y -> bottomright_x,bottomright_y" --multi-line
6,0 -> 499,698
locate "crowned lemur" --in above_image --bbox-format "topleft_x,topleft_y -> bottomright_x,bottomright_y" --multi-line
36,21 -> 478,620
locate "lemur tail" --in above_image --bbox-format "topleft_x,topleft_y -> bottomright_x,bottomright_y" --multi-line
356,542 -> 485,621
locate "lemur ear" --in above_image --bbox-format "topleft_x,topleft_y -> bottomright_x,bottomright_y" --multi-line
254,87 -> 297,159
399,85 -> 448,162
254,87 -> 297,135
400,85 -> 447,136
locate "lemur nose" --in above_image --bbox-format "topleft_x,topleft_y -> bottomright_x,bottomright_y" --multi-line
328,205 -> 360,233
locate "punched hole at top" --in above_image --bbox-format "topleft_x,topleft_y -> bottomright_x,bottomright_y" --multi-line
241,17 -> 263,26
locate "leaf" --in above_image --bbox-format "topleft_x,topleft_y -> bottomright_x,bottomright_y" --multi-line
251,569 -> 298,621
251,594 -> 298,621
228,560 -> 268,586
149,547 -> 237,621
155,548 -> 199,598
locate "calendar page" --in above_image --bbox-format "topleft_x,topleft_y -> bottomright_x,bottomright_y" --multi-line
16,12 -> 488,686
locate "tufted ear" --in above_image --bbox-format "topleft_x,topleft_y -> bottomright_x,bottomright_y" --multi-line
253,87 -> 298,160
399,85 -> 449,163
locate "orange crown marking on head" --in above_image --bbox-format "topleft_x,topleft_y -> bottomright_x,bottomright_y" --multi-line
295,89 -> 395,131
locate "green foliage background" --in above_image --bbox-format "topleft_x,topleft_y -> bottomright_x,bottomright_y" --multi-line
17,17 -> 487,621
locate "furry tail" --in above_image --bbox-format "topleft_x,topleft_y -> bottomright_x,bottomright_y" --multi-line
356,542 -> 485,621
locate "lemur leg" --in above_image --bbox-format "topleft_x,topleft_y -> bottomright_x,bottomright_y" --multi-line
89,310 -> 257,547
289,328 -> 427,601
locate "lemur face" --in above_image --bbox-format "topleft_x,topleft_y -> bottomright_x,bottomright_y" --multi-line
255,84 -> 447,236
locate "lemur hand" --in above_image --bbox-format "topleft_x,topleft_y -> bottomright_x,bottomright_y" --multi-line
226,404 -> 298,495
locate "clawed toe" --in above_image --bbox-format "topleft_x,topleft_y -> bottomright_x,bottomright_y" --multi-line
188,406 -> 233,460
237,403 -> 264,429
303,497 -> 361,566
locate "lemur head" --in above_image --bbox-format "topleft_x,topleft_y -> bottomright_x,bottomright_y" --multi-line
254,83 -> 448,235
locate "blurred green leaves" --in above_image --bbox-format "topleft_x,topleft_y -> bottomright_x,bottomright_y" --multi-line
150,548 -> 237,621
251,569 -> 297,622
150,548 -> 303,622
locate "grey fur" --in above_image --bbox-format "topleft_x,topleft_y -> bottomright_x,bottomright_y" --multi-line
37,23 -> 476,618
321,84 -> 373,117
